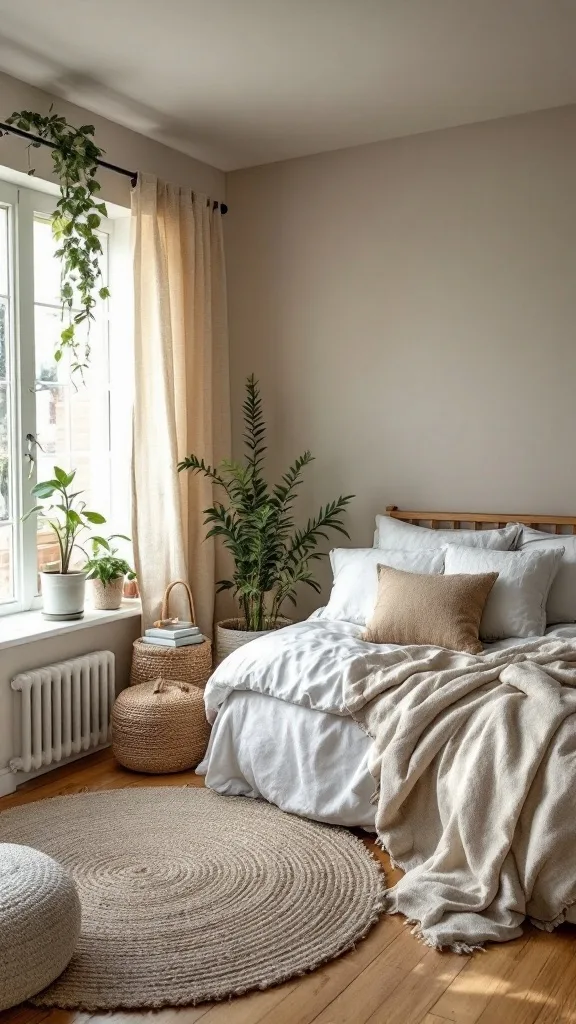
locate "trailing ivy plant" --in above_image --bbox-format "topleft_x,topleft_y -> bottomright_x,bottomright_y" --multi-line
3,109 -> 110,376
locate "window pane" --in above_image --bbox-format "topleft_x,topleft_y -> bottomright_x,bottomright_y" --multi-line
35,305 -> 76,383
0,525 -> 13,602
0,455 -> 9,521
35,385 -> 68,456
0,383 -> 7,454
33,217 -> 62,306
0,299 -> 6,379
35,455 -> 60,492
70,373 -> 108,453
0,207 -> 8,296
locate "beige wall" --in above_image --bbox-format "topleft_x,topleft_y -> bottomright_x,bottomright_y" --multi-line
0,71 -> 225,206
226,104 -> 576,614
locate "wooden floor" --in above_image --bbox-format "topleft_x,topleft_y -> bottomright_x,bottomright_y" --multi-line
1,751 -> 576,1024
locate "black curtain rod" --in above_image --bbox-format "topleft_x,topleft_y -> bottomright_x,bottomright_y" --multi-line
0,121 -> 228,214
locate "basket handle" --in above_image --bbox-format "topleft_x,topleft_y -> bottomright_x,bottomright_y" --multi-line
153,679 -> 190,694
161,579 -> 196,624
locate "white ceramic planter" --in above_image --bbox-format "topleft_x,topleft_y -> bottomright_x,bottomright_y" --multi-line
91,576 -> 124,610
40,571 -> 87,620
215,617 -> 292,666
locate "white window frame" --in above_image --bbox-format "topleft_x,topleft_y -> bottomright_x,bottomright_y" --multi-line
0,179 -> 131,616
0,179 -> 24,613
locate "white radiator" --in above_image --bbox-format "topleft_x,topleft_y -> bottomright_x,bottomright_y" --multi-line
10,651 -> 115,773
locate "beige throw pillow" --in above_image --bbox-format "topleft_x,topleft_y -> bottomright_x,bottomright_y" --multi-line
364,564 -> 499,654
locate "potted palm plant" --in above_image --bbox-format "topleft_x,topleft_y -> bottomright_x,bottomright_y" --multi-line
178,375 -> 353,663
83,537 -> 136,610
25,466 -> 106,620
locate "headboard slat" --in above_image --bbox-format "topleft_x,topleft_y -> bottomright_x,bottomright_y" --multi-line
385,505 -> 576,532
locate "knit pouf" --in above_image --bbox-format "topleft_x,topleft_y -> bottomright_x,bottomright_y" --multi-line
0,843 -> 81,1010
112,678 -> 210,773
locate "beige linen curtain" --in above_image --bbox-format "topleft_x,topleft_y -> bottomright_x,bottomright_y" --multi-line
131,173 -> 230,634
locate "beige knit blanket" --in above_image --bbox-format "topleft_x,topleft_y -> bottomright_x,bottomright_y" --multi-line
345,638 -> 576,952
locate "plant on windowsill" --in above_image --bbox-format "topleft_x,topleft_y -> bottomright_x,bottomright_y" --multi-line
178,374 -> 354,663
2,109 -> 110,377
82,537 -> 136,611
24,466 -> 106,621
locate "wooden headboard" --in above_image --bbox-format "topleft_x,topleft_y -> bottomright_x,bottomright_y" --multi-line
385,505 -> 576,535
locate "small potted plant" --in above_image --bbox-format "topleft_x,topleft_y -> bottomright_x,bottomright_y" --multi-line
25,466 -> 106,620
83,537 -> 136,610
178,375 -> 353,663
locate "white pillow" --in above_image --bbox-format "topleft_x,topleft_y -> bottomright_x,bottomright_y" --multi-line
444,544 -> 564,642
374,516 -> 519,552
513,524 -> 576,625
321,547 -> 446,626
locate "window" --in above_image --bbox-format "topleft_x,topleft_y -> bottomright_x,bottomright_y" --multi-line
0,179 -> 132,615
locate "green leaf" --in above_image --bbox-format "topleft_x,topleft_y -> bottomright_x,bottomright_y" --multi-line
22,504 -> 44,521
31,481 -> 57,498
90,536 -> 110,551
82,510 -> 106,524
53,466 -> 69,486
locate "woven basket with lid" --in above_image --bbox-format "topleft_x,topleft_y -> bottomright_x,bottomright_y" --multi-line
130,580 -> 212,688
112,678 -> 210,773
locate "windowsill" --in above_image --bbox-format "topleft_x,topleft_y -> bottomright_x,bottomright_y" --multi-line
0,601 -> 142,651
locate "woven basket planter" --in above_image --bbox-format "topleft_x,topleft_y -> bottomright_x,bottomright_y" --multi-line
112,678 -> 210,773
215,617 -> 292,666
91,576 -> 124,610
130,580 -> 212,688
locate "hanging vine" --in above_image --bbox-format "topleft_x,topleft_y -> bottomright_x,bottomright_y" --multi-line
3,109 -> 110,376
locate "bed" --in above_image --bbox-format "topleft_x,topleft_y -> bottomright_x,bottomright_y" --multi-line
198,506 -> 576,948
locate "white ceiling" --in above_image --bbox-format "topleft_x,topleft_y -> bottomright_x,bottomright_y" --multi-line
0,0 -> 575,172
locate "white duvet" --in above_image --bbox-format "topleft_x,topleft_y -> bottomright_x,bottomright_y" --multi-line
204,618 -> 576,724
200,619 -> 387,828
205,619 -> 365,723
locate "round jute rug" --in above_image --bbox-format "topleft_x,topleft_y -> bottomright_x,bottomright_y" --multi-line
0,787 -> 384,1010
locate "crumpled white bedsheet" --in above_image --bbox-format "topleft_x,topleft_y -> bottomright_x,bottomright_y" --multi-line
198,617 -> 382,828
198,689 -> 376,828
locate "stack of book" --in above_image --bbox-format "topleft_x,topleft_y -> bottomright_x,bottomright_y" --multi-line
142,622 -> 205,647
